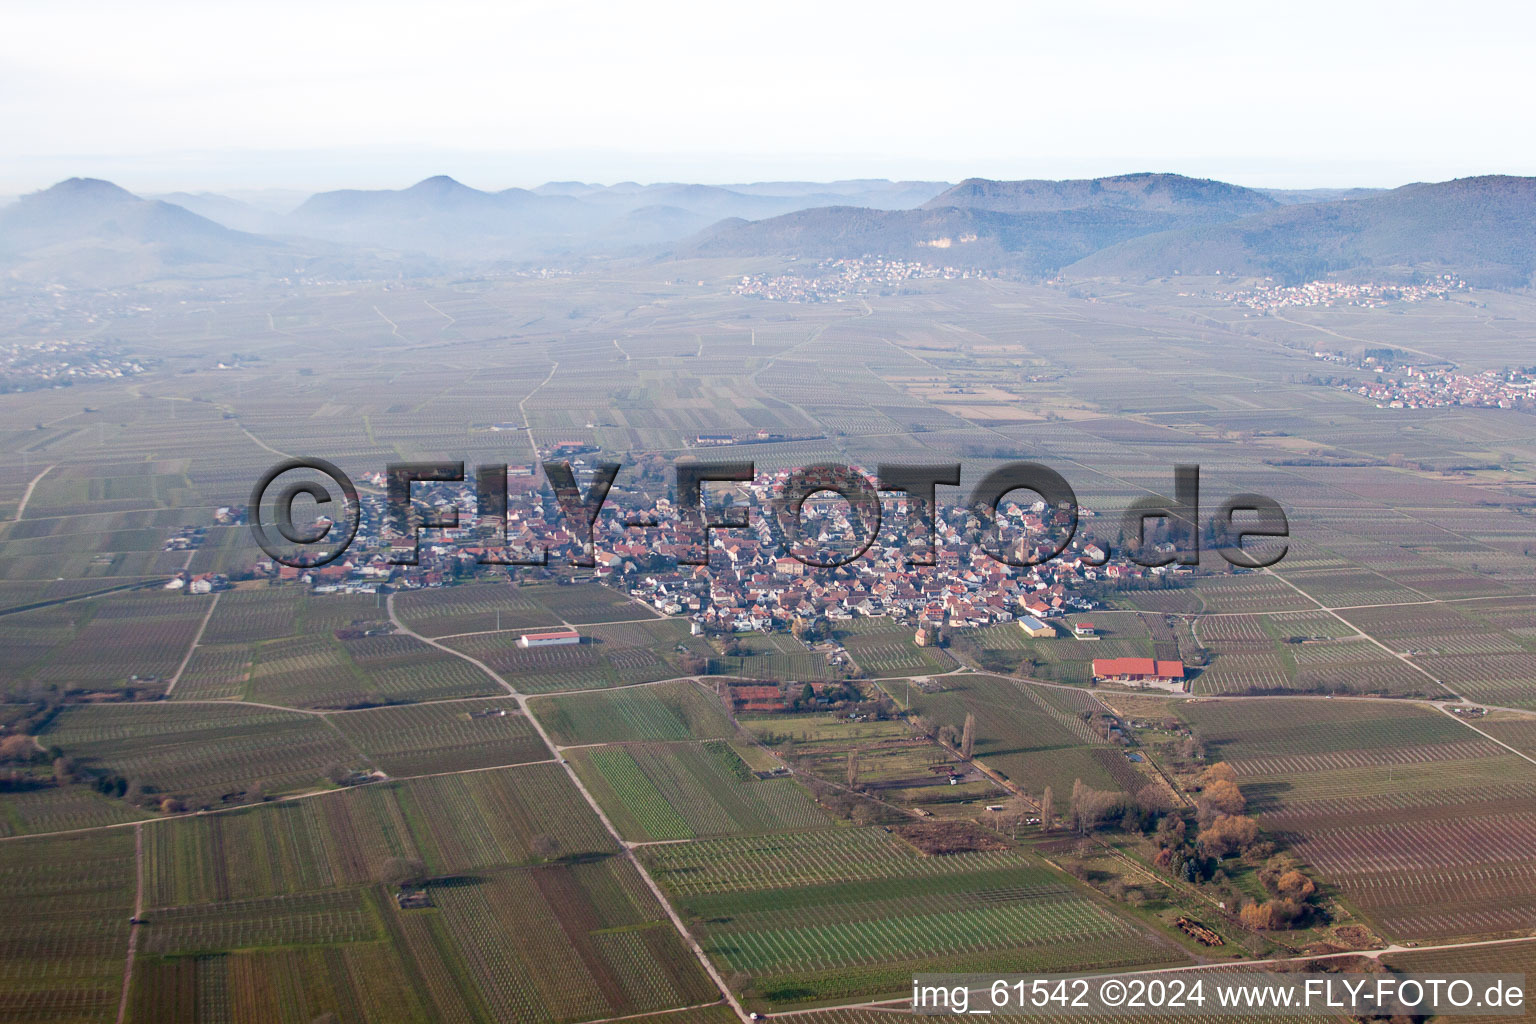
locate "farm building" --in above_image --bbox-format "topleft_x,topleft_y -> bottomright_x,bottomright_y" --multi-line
395,889 -> 433,910
517,629 -> 581,648
1092,657 -> 1185,691
1017,615 -> 1054,638
1074,622 -> 1097,638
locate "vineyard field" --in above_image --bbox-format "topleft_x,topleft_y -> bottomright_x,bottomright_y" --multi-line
42,702 -> 366,807
1181,698 -> 1536,940
393,583 -> 558,638
143,763 -> 615,906
330,699 -> 548,777
247,631 -> 501,709
645,830 -> 1185,1007
903,674 -> 1123,797
530,681 -> 735,746
571,741 -> 830,841
0,831 -> 136,1024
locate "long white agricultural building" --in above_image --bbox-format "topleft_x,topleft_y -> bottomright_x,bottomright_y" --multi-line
517,629 -> 581,648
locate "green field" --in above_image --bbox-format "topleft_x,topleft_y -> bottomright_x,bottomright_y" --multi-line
955,614 -> 1153,684
527,583 -> 652,624
903,674 -> 1126,797
530,681 -> 736,746
643,828 -> 1187,1007
129,941 -> 435,1024
330,699 -> 549,777
572,741 -> 830,840
0,783 -> 150,838
0,590 -> 210,692
0,831 -> 136,1024
94,754 -> 722,1020
840,632 -> 954,677
42,702 -> 366,807
246,631 -> 501,708
442,628 -> 685,693
392,583 -> 560,637
142,763 -> 615,906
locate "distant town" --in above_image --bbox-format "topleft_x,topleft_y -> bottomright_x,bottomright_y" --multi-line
1309,353 -> 1536,410
733,257 -> 982,302
0,336 -> 148,391
1211,275 -> 1467,315
198,459 -> 1204,688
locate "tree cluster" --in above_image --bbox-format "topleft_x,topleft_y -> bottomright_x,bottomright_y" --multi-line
1196,813 -> 1262,858
1066,778 -> 1163,834
1240,854 -> 1322,930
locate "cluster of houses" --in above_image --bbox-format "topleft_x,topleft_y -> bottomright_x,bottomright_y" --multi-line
1317,360 -> 1536,411
691,430 -> 822,448
1213,275 -> 1466,315
164,572 -> 226,594
611,471 -> 1140,635
244,464 -> 1188,653
0,337 -> 148,391
733,257 -> 978,303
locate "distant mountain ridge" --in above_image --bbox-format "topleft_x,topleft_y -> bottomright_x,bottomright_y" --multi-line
1069,175 -> 1536,287
679,172 -> 1286,275
4,172 -> 1534,288
286,176 -> 951,258
923,173 -> 1278,217
678,172 -> 1536,287
673,204 -> 1200,277
0,178 -> 249,248
0,178 -> 292,287
149,191 -> 292,234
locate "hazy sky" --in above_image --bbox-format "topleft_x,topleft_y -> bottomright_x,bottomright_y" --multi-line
4,0 -> 1534,195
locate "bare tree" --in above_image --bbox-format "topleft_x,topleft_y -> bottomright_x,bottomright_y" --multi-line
844,748 -> 858,787
960,712 -> 976,759
1004,795 -> 1031,837
379,856 -> 428,888
1067,777 -> 1121,834
1040,785 -> 1055,832
0,734 -> 35,762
